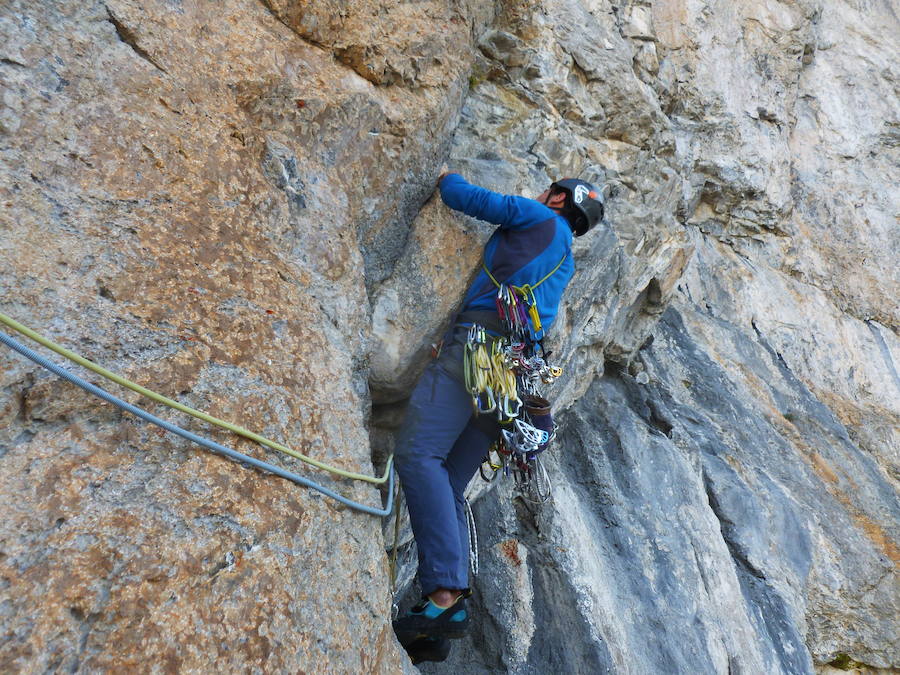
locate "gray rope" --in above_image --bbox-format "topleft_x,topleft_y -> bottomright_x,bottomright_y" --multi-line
0,330 -> 393,517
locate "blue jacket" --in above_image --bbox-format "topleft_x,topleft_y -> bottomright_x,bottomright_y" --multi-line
439,174 -> 575,335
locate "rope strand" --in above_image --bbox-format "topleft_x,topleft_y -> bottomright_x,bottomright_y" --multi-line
0,330 -> 393,516
0,311 -> 392,484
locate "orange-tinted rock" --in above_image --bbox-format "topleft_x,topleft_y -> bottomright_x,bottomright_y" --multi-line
0,0 -> 489,671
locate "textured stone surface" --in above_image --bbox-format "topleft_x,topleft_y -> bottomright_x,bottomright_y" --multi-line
388,0 -> 899,673
0,0 -> 485,671
423,303 -> 898,672
1,0 -> 898,673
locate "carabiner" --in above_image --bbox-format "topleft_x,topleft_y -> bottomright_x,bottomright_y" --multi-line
498,394 -> 521,422
476,388 -> 497,414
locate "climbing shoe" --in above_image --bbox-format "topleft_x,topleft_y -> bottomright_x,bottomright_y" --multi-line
402,635 -> 452,665
392,595 -> 469,640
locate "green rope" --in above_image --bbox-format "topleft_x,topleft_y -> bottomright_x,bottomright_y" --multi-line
0,310 -> 392,484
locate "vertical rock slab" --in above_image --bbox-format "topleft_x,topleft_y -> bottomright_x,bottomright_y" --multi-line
258,0 -> 490,287
2,0 -> 897,671
369,0 -> 692,403
422,299 -> 898,674
401,1 -> 898,673
787,0 -> 900,325
0,0 -> 486,671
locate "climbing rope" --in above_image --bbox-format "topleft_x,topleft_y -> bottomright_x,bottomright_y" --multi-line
0,330 -> 393,517
389,475 -> 404,618
0,311 -> 392,485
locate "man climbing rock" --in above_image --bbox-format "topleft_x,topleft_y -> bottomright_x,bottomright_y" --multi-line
392,170 -> 604,663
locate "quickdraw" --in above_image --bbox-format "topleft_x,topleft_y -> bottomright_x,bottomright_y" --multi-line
463,325 -> 522,422
485,252 -> 566,343
495,283 -> 546,342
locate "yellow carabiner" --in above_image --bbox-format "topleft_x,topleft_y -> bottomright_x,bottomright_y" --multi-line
528,304 -> 542,334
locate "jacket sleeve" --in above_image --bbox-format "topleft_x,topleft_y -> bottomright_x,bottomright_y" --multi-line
438,173 -> 553,230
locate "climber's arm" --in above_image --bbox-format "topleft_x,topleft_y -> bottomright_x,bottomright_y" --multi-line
438,173 -> 553,230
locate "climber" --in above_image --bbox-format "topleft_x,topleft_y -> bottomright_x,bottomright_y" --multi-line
392,170 -> 604,658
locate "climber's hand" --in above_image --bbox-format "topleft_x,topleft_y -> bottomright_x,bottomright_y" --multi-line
436,163 -> 450,186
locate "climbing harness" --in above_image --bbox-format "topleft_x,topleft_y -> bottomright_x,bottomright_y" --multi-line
0,311 -> 394,516
465,255 -> 568,503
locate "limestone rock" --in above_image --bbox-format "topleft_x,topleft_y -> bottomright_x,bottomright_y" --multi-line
0,0 -> 488,671
393,1 -> 899,674
2,0 -> 898,672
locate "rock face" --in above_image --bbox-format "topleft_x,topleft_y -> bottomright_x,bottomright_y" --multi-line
0,1 -> 488,671
382,1 -> 899,673
1,1 -> 897,674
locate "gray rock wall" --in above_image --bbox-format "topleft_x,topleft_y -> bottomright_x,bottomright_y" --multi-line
387,1 -> 899,673
1,0 -> 897,672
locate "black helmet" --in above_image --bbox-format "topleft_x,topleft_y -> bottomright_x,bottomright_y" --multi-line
551,178 -> 604,236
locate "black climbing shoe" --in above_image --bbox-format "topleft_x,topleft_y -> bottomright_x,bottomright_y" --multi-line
403,635 -> 452,664
392,595 -> 469,641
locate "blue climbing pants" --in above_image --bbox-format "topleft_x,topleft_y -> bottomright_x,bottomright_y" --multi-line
394,359 -> 497,595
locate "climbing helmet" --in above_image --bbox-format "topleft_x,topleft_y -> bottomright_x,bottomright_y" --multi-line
551,178 -> 604,236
